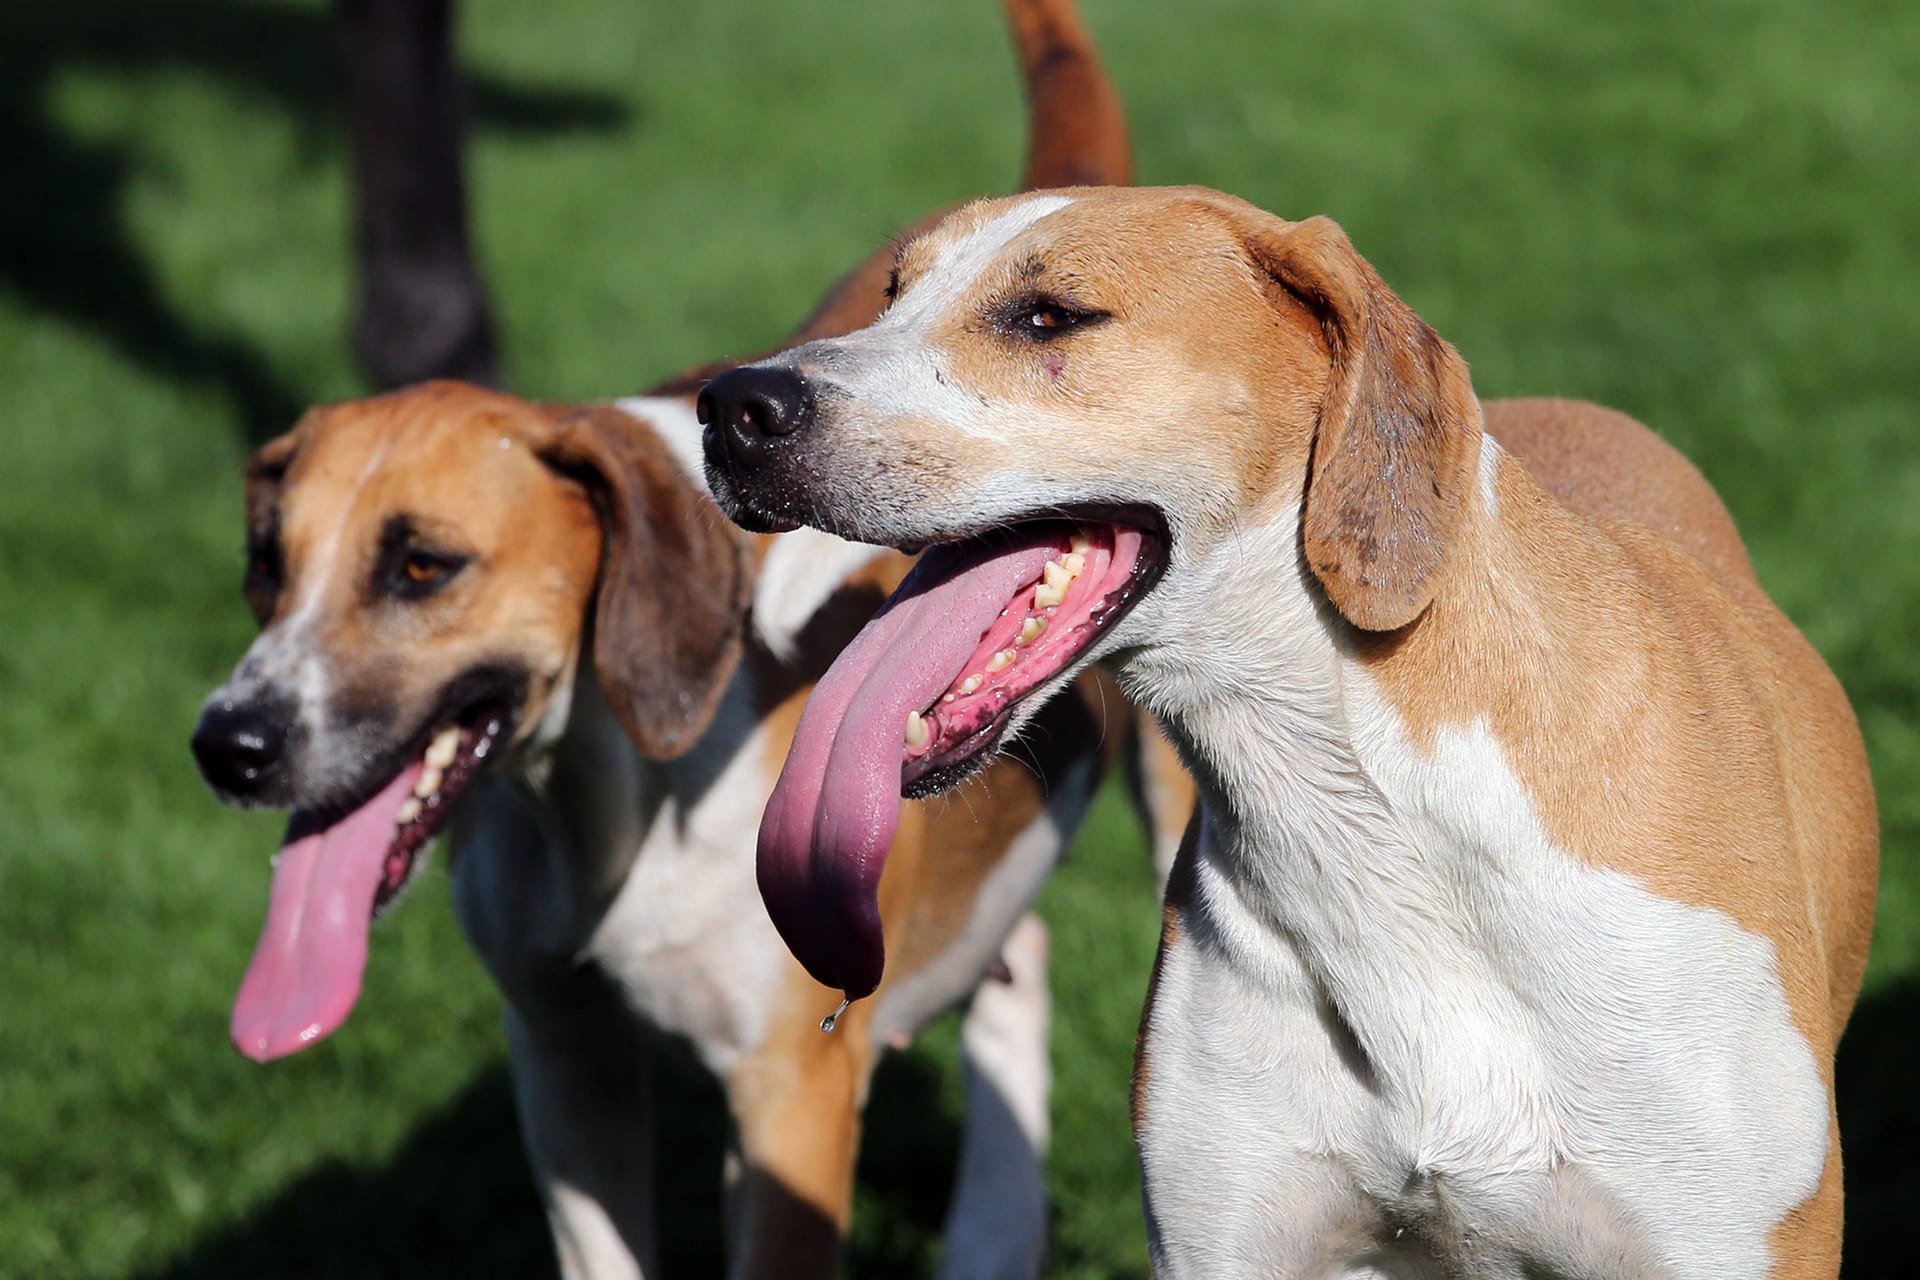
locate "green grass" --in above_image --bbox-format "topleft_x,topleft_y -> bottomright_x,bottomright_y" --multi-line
1,0 -> 1915,1274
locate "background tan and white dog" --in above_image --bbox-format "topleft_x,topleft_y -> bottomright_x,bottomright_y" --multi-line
699,186 -> 1880,1277
186,9 -> 1195,1278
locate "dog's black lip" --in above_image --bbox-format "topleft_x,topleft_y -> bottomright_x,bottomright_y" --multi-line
896,504 -> 1169,797
903,716 -> 1011,798
891,501 -> 1168,554
700,431 -> 801,535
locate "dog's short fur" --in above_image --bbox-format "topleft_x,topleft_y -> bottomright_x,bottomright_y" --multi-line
189,8 -> 1178,1277
701,186 -> 1879,1278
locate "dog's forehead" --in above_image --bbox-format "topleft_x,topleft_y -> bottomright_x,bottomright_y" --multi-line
898,187 -> 1252,315
888,193 -> 1075,318
277,387 -> 554,546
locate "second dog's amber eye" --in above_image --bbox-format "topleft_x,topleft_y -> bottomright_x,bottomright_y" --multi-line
392,548 -> 468,598
376,519 -> 469,601
1028,306 -> 1073,331
404,554 -> 445,584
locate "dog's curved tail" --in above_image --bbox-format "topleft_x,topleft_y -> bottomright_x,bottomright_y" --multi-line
1004,0 -> 1132,190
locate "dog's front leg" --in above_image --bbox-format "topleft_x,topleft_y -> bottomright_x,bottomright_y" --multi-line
938,912 -> 1053,1280
721,995 -> 876,1280
507,1008 -> 659,1280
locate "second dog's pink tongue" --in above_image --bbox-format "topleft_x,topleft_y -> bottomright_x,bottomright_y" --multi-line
759,537 -> 1060,999
230,763 -> 420,1062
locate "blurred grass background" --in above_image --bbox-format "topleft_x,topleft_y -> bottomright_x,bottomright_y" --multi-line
1,0 -> 1915,1275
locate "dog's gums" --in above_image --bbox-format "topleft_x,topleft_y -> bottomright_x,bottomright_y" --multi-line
898,529 -> 1147,792
756,515 -> 1165,1006
375,718 -> 500,915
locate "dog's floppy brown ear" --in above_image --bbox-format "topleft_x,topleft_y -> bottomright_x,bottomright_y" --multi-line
538,405 -> 753,759
1245,215 -> 1482,631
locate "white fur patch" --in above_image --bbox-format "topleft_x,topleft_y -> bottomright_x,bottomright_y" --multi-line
869,753 -> 1090,1048
750,528 -> 891,661
1478,428 -> 1504,515
813,195 -> 1078,449
883,195 -> 1074,329
613,395 -> 706,487
1122,514 -> 1826,1277
208,430 -> 398,767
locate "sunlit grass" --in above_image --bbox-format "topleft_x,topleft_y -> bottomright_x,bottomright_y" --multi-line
1,0 -> 1914,1274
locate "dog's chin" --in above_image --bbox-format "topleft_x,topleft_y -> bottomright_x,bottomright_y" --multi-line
700,452 -> 802,534
726,503 -> 800,536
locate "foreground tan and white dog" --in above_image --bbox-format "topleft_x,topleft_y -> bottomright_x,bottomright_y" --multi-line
698,186 -> 1880,1278
186,7 -> 1183,1277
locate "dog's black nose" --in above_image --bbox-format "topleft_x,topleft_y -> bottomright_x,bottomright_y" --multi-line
697,367 -> 815,463
192,701 -> 288,797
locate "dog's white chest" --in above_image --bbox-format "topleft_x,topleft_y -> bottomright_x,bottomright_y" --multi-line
1136,694 -> 1828,1279
579,692 -> 794,1075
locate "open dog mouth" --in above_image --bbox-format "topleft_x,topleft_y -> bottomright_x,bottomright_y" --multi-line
757,509 -> 1167,1004
900,521 -> 1161,794
231,696 -> 514,1063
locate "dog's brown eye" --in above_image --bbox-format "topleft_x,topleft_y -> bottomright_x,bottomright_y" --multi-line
1003,297 -> 1106,341
404,553 -> 444,585
384,546 -> 468,601
373,515 -> 470,602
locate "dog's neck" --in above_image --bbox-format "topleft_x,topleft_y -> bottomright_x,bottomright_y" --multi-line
1121,508 -> 1393,881
1117,492 -> 1569,1073
467,666 -> 662,944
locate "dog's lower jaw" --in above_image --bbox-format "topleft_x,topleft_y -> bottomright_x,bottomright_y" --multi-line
699,447 -> 801,535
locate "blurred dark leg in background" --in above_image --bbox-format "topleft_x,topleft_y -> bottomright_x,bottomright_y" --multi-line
336,0 -> 498,389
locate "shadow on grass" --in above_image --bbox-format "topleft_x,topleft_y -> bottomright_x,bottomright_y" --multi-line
137,1042 -> 961,1279
133,979 -> 1913,1277
1839,978 -> 1920,1278
0,0 -> 629,440
133,1065 -> 552,1280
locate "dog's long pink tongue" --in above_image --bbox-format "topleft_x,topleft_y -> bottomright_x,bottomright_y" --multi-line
230,764 -> 420,1062
759,538 -> 1061,1000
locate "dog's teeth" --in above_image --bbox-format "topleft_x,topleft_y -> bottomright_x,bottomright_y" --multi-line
1061,552 -> 1086,577
1035,560 -> 1074,608
1070,533 -> 1093,556
986,648 -> 1017,673
905,711 -> 931,749
415,766 -> 444,798
958,673 -> 984,696
425,728 -> 459,770
396,797 -> 423,826
1018,616 -> 1046,645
